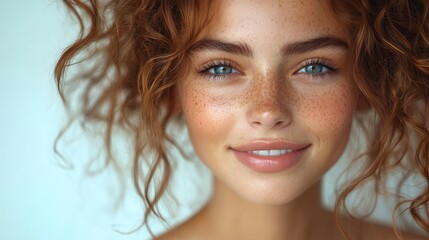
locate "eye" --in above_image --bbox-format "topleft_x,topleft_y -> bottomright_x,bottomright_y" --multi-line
295,59 -> 337,78
197,59 -> 241,80
297,64 -> 330,74
207,65 -> 239,75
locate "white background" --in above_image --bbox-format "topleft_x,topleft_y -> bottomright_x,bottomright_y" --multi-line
0,1 -> 426,240
0,2 -> 207,239
0,1 -> 149,239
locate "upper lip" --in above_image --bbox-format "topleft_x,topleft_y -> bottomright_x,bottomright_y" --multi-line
231,139 -> 310,152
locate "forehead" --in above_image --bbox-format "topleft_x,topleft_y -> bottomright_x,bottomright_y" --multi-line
203,0 -> 344,42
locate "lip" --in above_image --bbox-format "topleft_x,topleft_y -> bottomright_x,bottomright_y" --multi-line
230,140 -> 310,173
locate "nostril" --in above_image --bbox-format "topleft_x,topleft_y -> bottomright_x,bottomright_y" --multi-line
247,100 -> 292,129
273,120 -> 287,128
250,113 -> 290,129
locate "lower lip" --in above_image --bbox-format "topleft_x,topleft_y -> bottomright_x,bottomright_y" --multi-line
232,147 -> 308,173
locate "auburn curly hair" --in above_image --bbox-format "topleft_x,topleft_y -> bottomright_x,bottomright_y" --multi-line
329,0 -> 429,236
54,0 -> 429,238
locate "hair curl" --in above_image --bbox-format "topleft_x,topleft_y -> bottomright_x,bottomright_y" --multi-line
54,0 -> 429,238
329,0 -> 429,236
55,0 -> 213,232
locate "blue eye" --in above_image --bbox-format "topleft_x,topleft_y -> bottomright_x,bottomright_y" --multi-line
198,60 -> 241,80
297,64 -> 331,75
207,65 -> 239,75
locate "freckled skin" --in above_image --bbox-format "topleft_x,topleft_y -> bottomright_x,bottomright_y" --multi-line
156,1 -> 429,238
177,0 -> 358,205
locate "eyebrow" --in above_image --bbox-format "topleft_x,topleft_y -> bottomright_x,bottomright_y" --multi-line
281,36 -> 348,55
188,36 -> 348,57
188,38 -> 253,57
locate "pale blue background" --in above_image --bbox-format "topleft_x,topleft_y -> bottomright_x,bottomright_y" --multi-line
0,1 -> 154,239
0,1 -> 426,240
0,4 -> 203,240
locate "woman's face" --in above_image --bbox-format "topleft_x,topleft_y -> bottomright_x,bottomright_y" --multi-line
177,0 -> 358,204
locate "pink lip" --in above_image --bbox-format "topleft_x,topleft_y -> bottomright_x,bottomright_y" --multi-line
232,140 -> 308,152
231,140 -> 310,173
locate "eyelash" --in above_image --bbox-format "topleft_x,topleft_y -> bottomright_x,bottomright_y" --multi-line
196,58 -> 338,81
295,58 -> 338,79
197,59 -> 240,81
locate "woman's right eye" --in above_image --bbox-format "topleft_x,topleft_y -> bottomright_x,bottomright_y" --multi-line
207,65 -> 239,75
197,60 -> 241,80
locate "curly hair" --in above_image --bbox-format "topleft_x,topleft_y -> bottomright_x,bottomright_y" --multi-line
54,0 -> 429,238
55,0 -> 214,231
329,0 -> 429,236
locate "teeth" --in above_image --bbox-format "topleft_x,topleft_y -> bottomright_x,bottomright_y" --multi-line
248,149 -> 294,156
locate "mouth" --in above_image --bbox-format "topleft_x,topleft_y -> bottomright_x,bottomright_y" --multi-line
232,140 -> 309,153
247,149 -> 295,156
230,140 -> 310,173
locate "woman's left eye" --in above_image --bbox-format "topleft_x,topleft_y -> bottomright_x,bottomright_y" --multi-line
297,64 -> 332,75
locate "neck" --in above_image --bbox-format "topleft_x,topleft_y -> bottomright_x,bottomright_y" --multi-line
199,179 -> 336,240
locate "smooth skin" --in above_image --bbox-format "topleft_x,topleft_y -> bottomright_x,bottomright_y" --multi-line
158,0 -> 426,239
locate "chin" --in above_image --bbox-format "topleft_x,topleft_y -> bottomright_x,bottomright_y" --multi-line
227,175 -> 320,206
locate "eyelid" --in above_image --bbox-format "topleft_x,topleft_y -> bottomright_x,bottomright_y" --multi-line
196,59 -> 243,82
197,59 -> 240,73
293,58 -> 337,75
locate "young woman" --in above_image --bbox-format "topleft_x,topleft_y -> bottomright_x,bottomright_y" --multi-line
55,0 -> 429,239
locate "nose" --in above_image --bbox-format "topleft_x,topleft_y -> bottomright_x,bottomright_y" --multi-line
246,76 -> 292,129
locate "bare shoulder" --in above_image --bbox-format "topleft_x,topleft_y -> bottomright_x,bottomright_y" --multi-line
359,219 -> 427,240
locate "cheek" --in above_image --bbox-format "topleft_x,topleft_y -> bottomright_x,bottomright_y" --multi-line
295,82 -> 357,140
179,84 -> 236,147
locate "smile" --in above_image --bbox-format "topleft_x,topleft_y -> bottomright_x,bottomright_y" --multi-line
247,149 -> 295,156
231,140 -> 310,173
